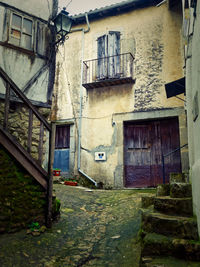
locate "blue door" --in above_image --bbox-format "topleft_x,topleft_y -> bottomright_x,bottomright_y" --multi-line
53,149 -> 69,172
53,125 -> 70,174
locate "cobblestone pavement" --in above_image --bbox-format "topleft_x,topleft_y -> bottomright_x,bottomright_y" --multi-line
0,185 -> 155,267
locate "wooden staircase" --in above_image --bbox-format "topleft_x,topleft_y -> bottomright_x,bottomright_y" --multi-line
0,66 -> 55,227
140,173 -> 200,266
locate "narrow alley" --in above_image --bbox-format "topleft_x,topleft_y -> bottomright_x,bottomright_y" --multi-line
0,185 -> 152,267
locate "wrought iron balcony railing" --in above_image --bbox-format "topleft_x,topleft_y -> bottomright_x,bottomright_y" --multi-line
82,52 -> 135,89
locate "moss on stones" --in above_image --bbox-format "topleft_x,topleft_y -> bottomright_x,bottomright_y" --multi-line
0,144 -> 46,233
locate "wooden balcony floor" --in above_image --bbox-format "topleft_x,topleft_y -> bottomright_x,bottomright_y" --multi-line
82,77 -> 135,89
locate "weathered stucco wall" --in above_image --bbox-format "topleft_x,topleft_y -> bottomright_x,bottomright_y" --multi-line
0,1 -> 57,104
0,0 -> 57,21
52,3 -> 187,187
184,0 -> 200,235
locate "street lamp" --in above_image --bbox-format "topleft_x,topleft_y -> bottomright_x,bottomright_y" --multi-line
53,8 -> 73,45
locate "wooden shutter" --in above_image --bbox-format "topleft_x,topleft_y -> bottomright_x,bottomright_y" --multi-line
108,31 -> 120,78
36,21 -> 50,56
97,35 -> 107,79
2,9 -> 11,42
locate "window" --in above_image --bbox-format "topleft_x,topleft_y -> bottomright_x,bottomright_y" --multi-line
55,125 -> 70,149
10,13 -> 33,50
97,31 -> 121,79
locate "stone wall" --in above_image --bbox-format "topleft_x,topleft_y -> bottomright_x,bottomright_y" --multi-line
0,144 -> 46,233
0,100 -> 51,170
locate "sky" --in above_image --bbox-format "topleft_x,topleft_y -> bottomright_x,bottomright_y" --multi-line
58,0 -> 125,15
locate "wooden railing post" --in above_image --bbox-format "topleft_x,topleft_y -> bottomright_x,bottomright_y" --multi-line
3,83 -> 10,130
46,122 -> 56,228
38,122 -> 44,164
27,109 -> 33,153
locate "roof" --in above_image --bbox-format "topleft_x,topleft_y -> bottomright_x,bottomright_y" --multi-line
71,0 -> 162,25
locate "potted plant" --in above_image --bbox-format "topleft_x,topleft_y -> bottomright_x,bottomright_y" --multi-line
64,178 -> 78,186
53,168 -> 61,176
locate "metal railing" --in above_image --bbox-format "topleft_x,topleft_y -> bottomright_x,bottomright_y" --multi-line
162,143 -> 188,184
83,52 -> 134,85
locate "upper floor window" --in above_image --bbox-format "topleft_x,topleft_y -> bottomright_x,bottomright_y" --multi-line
1,8 -> 49,56
97,31 -> 121,79
10,13 -> 33,50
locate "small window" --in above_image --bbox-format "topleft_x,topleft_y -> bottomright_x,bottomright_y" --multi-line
10,12 -> 33,50
55,125 -> 70,149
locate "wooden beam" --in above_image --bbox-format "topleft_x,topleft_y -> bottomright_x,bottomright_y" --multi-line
46,123 -> 56,228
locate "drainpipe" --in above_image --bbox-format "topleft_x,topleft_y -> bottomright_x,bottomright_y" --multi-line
71,14 -> 98,187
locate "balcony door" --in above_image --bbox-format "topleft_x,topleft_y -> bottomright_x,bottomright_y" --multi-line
97,31 -> 120,80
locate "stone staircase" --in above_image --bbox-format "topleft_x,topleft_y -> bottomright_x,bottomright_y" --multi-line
140,173 -> 200,266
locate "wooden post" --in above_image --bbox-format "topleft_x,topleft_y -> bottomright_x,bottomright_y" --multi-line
38,122 -> 44,164
46,122 -> 56,228
27,109 -> 33,153
162,155 -> 166,184
4,83 -> 10,130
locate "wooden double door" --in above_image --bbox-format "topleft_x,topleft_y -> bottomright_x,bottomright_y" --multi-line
124,117 -> 181,188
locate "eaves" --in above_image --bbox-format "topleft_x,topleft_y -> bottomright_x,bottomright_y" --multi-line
71,0 -> 162,25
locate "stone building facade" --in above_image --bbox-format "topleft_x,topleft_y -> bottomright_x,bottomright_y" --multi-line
182,0 -> 200,234
52,0 -> 188,188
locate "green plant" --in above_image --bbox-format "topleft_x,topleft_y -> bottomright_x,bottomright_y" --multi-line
64,178 -> 77,182
52,198 -> 61,219
28,221 -> 40,231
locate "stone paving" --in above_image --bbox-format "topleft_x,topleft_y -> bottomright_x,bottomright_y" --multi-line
0,184 -> 155,267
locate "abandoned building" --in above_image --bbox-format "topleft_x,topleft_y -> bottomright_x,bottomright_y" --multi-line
0,0 -> 58,232
0,0 -> 200,264
52,0 -> 188,189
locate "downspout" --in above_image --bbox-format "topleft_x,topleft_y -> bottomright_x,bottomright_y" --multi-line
70,14 -> 98,187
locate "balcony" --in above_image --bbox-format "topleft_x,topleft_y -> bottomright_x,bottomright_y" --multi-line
82,53 -> 135,89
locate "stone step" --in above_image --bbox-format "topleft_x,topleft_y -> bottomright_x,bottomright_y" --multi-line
156,184 -> 170,196
170,182 -> 192,198
141,233 -> 200,261
140,256 -> 200,267
154,196 -> 193,217
170,172 -> 187,183
141,210 -> 198,240
141,196 -> 155,208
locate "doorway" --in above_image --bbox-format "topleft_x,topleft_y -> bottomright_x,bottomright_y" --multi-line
53,125 -> 70,175
124,117 -> 181,187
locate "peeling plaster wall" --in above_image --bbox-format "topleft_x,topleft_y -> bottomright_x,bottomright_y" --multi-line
52,3 -> 187,187
0,0 -> 57,104
0,0 -> 57,21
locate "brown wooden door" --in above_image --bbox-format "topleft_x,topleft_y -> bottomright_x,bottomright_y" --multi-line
124,117 -> 181,188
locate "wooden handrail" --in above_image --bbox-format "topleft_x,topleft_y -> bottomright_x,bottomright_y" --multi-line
0,66 -> 55,227
0,66 -> 51,131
